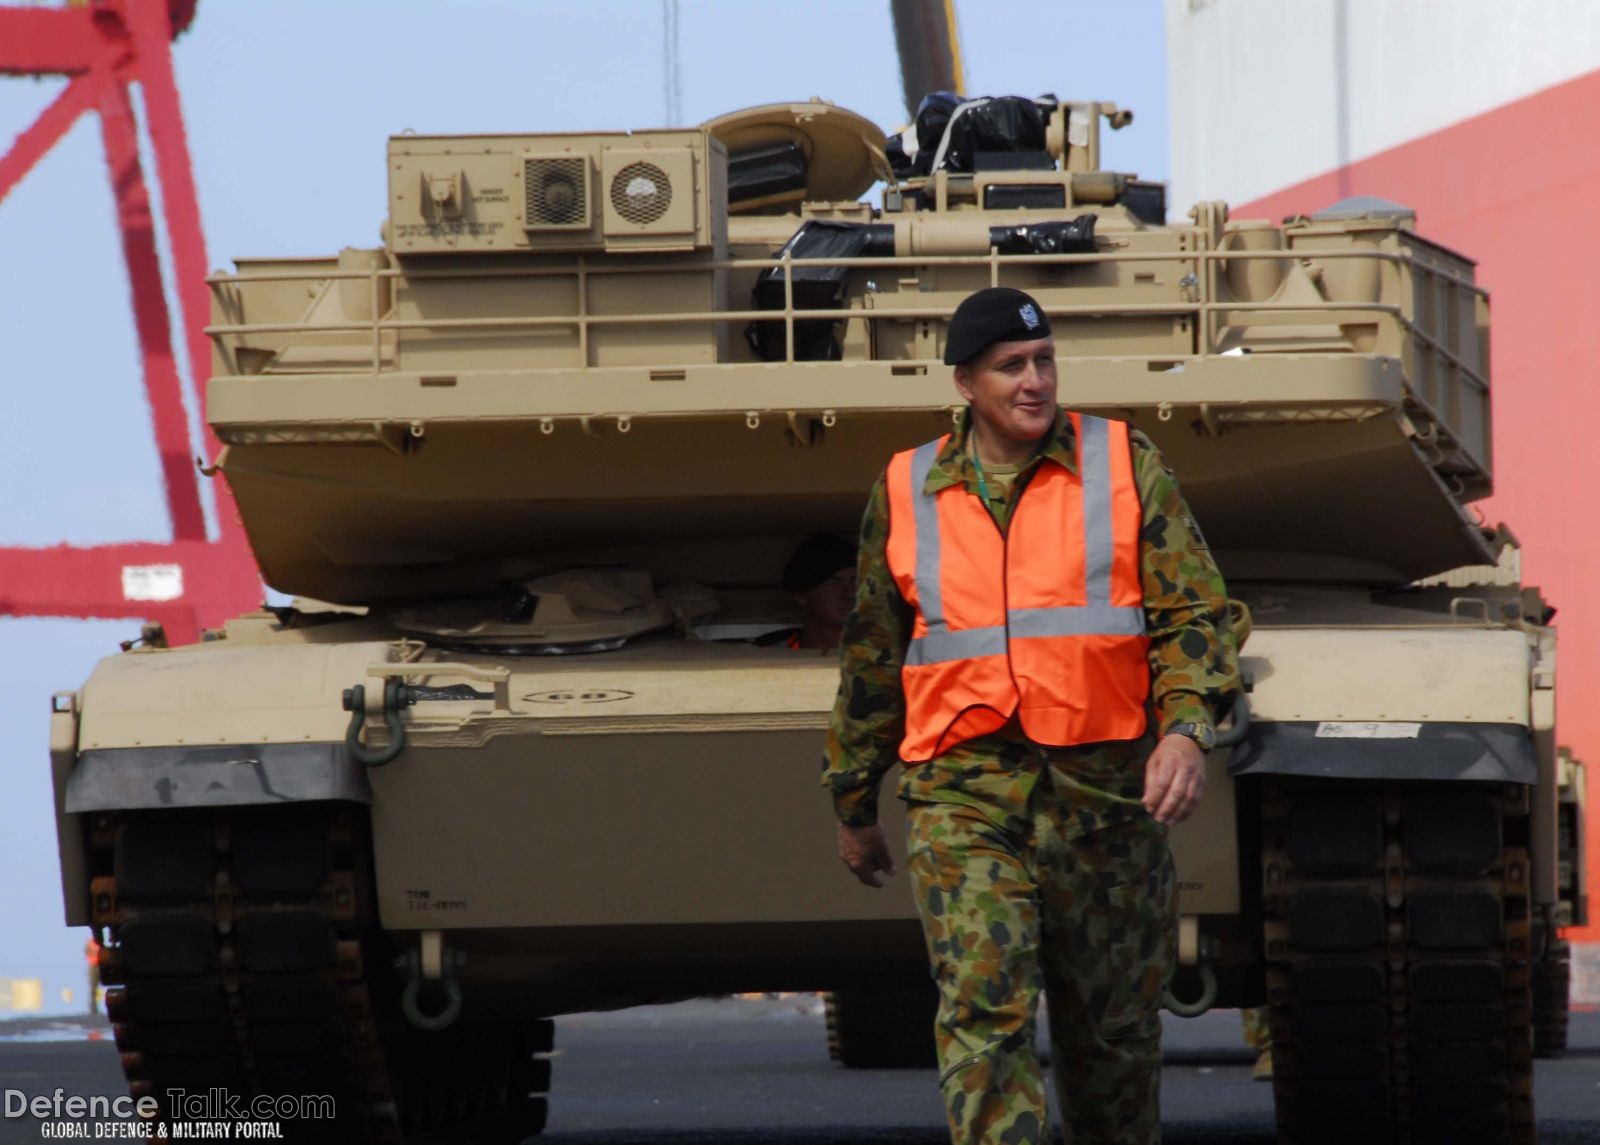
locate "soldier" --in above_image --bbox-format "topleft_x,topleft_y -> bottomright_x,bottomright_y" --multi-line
822,286 -> 1239,1145
86,935 -> 101,1015
776,534 -> 858,650
1241,1005 -> 1273,1081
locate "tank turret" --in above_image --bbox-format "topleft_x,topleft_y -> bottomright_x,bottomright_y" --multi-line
207,96 -> 1491,608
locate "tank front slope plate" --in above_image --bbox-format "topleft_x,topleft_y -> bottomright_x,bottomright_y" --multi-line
367,726 -> 916,932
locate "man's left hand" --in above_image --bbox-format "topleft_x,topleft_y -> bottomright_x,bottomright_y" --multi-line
1142,733 -> 1206,825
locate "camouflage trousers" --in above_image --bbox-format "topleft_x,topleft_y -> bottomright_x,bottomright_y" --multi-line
1241,1005 -> 1272,1050
906,790 -> 1176,1145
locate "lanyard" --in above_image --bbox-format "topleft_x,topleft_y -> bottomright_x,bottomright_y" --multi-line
970,425 -> 1048,515
973,453 -> 997,509
971,454 -> 1013,527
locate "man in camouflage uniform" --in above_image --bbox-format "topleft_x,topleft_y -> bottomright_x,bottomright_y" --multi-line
823,287 -> 1239,1144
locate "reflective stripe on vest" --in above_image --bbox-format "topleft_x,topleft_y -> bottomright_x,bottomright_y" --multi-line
904,415 -> 1145,667
885,412 -> 1151,759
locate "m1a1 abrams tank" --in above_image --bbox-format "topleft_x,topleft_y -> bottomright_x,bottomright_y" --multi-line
47,94 -> 1586,1143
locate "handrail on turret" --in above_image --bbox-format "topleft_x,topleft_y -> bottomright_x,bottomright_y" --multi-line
205,244 -> 1486,380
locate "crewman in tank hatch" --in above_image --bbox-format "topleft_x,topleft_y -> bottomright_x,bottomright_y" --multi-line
821,286 -> 1240,1145
765,535 -> 857,651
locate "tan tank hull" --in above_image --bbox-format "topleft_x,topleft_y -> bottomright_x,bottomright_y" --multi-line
52,577 -> 1575,1141
57,592 -> 1542,937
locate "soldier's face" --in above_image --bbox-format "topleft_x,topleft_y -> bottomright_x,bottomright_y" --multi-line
953,336 -> 1058,445
798,567 -> 857,628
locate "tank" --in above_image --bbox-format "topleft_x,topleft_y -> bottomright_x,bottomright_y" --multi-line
48,95 -> 1588,1143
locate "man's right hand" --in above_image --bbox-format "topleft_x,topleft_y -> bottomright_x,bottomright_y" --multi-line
837,822 -> 896,888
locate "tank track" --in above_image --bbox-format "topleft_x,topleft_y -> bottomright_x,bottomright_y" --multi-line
1531,936 -> 1570,1058
88,802 -> 552,1142
1261,777 -> 1535,1145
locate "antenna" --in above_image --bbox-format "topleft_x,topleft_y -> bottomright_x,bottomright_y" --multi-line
661,0 -> 682,126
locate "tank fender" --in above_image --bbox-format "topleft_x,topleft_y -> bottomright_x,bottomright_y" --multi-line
1529,627 -> 1559,907
1228,721 -> 1537,784
51,693 -> 90,927
64,742 -> 371,814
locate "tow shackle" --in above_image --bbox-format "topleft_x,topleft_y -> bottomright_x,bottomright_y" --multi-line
342,679 -> 413,767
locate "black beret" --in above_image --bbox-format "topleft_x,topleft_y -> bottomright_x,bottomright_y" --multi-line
942,286 -> 1052,366
782,535 -> 857,594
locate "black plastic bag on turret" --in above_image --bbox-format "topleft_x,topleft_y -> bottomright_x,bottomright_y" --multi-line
748,220 -> 895,362
940,96 -> 1049,174
989,214 -> 1098,255
727,142 -> 808,207
887,90 -> 962,180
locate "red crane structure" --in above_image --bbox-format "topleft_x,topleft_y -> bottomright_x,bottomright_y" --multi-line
1,0 -> 970,647
0,0 -> 258,646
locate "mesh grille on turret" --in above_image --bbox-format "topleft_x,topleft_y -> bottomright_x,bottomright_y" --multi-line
524,157 -> 589,228
609,161 -> 672,225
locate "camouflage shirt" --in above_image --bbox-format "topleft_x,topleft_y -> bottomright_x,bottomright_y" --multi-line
822,407 -> 1241,834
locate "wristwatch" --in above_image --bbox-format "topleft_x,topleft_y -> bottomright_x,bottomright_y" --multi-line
1166,721 -> 1217,751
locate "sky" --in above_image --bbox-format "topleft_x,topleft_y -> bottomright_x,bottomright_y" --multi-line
0,0 -> 1170,1011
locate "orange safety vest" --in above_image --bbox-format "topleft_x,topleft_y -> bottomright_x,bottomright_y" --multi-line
884,412 -> 1151,761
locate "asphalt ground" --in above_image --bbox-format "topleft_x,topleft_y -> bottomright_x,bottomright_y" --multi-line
1,998 -> 1596,1144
